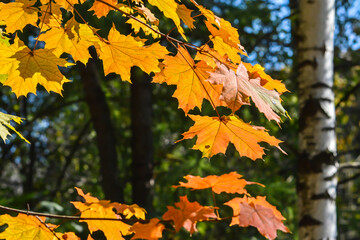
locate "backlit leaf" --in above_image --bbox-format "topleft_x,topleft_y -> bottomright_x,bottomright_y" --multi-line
162,196 -> 217,234
0,214 -> 57,240
0,0 -> 38,33
174,172 -> 263,194
0,111 -> 29,143
147,0 -> 187,39
153,45 -> 224,114
207,62 -> 287,122
225,196 -> 290,240
90,0 -> 117,18
179,114 -> 284,160
130,218 -> 165,240
71,187 -> 131,240
99,25 -> 168,82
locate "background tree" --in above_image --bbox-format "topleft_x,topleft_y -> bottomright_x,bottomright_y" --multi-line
296,0 -> 337,239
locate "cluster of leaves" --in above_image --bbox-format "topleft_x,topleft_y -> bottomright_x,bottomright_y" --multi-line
0,0 -> 288,160
0,0 -> 290,239
0,172 -> 290,239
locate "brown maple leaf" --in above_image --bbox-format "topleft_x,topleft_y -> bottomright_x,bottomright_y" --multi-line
207,62 -> 287,123
225,196 -> 290,240
162,196 -> 217,234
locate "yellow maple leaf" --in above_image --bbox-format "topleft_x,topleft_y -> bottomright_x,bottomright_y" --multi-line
179,114 -> 285,160
99,25 -> 168,82
71,187 -> 132,240
0,213 -> 57,240
0,36 -> 70,97
212,36 -> 241,64
147,0 -> 187,39
0,0 -> 38,33
40,3 -> 63,25
39,18 -> 93,63
0,111 -> 29,143
153,45 -> 224,114
126,17 -> 161,39
176,4 -> 195,30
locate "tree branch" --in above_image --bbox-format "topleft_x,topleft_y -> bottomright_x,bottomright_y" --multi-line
338,162 -> 360,171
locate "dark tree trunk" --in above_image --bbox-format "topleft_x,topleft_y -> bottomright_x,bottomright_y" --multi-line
130,68 -> 154,210
80,59 -> 123,202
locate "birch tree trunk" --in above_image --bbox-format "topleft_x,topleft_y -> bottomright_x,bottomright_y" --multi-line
297,0 -> 338,239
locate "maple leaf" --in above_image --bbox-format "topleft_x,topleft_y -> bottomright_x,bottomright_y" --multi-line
176,4 -> 195,30
0,0 -> 38,33
174,172 -> 263,195
191,2 -> 246,62
179,114 -> 284,160
225,196 -> 290,240
39,18 -> 94,63
136,4 -> 159,25
90,0 -> 117,18
40,3 -> 63,25
71,187 -> 132,240
0,36 -> 70,97
147,0 -> 188,39
153,45 -> 224,114
99,25 -> 168,82
113,203 -> 147,220
163,196 -> 217,234
54,0 -> 79,11
130,218 -> 165,240
207,62 -> 287,123
0,111 -> 29,143
0,213 -> 57,240
126,17 -> 161,39
243,62 -> 288,93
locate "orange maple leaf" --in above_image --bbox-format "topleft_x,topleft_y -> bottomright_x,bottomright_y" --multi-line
191,1 -> 246,63
225,196 -> 290,240
207,62 -> 287,122
90,0 -> 117,18
71,187 -> 132,240
130,218 -> 165,240
179,114 -> 285,160
153,45 -> 224,114
174,172 -> 263,194
163,196 -> 217,234
99,25 -> 168,82
0,213 -> 57,240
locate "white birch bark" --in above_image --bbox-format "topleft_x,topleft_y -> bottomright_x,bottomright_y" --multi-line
297,0 -> 338,239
